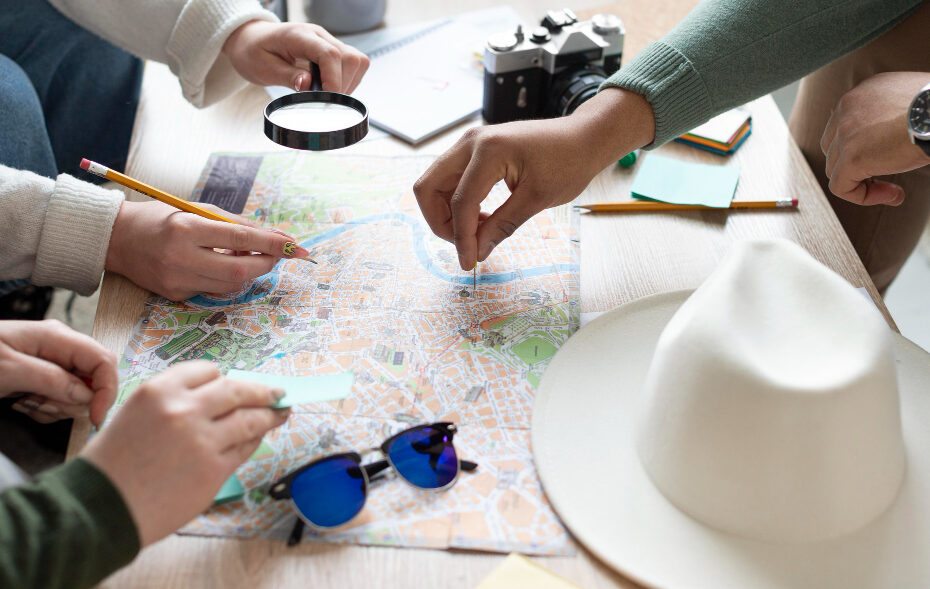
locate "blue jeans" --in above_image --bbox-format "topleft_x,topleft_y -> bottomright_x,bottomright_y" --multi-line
0,0 -> 142,181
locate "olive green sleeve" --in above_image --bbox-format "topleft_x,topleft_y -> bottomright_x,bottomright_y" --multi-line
602,0 -> 924,146
0,457 -> 140,589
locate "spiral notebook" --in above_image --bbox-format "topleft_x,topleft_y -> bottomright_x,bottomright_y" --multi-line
269,6 -> 521,144
346,6 -> 520,144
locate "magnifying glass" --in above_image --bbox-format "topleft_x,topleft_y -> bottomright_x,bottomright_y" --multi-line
264,62 -> 369,150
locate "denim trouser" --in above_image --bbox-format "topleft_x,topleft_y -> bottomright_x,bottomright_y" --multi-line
0,0 -> 143,181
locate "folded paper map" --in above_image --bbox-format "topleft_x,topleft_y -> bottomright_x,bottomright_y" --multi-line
112,152 -> 579,555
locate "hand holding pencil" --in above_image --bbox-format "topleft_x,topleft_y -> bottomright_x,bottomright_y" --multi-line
82,158 -> 314,301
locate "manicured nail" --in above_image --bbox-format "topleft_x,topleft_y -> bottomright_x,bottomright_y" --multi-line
282,242 -> 310,258
295,73 -> 307,91
271,388 -> 286,403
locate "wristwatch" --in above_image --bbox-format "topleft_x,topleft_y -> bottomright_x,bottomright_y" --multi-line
907,82 -> 930,157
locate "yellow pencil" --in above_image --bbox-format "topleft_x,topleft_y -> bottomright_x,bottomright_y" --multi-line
577,198 -> 797,212
80,158 -> 316,262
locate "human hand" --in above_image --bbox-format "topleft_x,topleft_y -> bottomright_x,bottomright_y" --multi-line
81,361 -> 290,547
821,72 -> 930,206
223,19 -> 369,93
413,88 -> 655,268
105,200 -> 310,301
0,319 -> 117,426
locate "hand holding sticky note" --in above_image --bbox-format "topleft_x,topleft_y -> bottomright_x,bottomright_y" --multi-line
631,154 -> 739,208
226,369 -> 354,408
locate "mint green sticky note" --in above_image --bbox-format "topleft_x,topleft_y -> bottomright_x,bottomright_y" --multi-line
214,474 -> 244,505
631,154 -> 739,208
226,369 -> 353,408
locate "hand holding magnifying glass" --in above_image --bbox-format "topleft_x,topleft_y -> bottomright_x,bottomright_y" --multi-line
265,62 -> 369,151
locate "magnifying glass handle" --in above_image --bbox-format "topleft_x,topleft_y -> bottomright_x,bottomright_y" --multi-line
310,62 -> 323,92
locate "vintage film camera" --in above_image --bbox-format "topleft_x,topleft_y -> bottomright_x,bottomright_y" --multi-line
482,9 -> 624,124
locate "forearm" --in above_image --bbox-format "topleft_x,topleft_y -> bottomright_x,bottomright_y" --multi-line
0,458 -> 139,589
0,165 -> 123,295
46,0 -> 278,107
604,0 -> 924,146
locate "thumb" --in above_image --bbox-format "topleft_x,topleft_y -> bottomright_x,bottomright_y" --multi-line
855,180 -> 906,206
7,351 -> 95,406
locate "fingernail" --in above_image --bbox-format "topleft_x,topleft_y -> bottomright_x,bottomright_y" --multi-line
283,242 -> 298,257
20,398 -> 41,410
68,379 -> 94,404
271,388 -> 286,403
274,407 -> 291,421
295,73 -> 307,92
37,403 -> 60,415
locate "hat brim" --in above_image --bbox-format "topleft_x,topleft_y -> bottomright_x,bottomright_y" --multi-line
533,290 -> 930,588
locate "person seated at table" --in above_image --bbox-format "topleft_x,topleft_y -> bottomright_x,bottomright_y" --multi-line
413,0 -> 929,292
0,0 -> 369,311
0,319 -> 290,589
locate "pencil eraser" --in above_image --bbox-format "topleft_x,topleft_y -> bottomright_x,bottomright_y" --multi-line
79,158 -> 90,171
792,197 -> 799,207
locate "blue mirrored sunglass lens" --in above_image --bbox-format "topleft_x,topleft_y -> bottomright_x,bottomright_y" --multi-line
388,426 -> 458,489
291,456 -> 366,528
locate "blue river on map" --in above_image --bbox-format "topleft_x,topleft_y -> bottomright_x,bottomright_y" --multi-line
189,212 -> 577,307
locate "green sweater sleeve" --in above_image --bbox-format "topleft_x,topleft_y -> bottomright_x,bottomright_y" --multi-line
603,0 -> 925,146
0,457 -> 140,589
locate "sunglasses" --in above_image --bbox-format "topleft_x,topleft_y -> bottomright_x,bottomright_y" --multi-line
269,422 -> 478,545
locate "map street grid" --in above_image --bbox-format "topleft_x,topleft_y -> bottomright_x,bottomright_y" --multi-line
112,152 -> 579,555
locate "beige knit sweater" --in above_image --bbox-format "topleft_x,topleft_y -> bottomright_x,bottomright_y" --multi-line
0,0 -> 277,295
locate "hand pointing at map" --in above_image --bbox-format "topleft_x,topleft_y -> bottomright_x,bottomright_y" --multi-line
413,89 -> 655,268
105,201 -> 310,301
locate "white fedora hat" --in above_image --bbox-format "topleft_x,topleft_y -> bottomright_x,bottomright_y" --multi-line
533,239 -> 930,588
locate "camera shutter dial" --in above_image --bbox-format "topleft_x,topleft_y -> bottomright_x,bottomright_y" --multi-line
530,27 -> 551,44
488,32 -> 519,52
591,14 -> 622,35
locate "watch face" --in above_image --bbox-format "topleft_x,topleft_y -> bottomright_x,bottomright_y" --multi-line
910,89 -> 930,136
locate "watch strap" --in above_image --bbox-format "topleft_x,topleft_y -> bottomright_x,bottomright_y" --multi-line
915,137 -> 930,158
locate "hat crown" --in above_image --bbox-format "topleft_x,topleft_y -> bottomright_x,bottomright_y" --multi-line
636,239 -> 905,543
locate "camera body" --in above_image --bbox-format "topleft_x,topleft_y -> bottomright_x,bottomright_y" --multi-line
482,9 -> 624,124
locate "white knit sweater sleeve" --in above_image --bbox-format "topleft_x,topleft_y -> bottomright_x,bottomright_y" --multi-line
0,165 -> 124,296
47,0 -> 278,107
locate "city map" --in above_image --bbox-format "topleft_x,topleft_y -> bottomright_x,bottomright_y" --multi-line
114,152 -> 579,554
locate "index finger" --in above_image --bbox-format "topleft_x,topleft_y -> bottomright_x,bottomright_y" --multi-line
286,30 -> 343,92
194,219 -> 309,259
196,377 -> 284,418
413,134 -> 483,244
450,154 -> 504,269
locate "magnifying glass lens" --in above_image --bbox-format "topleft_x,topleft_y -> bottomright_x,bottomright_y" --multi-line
268,102 -> 366,133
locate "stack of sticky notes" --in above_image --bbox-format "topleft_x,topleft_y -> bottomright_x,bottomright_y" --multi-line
676,108 -> 752,155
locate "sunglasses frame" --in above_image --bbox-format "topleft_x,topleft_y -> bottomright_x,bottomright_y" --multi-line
268,422 -> 477,542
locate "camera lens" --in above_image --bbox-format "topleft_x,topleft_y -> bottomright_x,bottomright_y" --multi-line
546,67 -> 608,117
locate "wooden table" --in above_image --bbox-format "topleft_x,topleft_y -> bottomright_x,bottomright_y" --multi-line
72,0 -> 891,587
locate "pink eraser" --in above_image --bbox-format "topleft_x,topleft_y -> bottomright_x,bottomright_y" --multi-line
79,158 -> 90,171
792,197 -> 799,207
